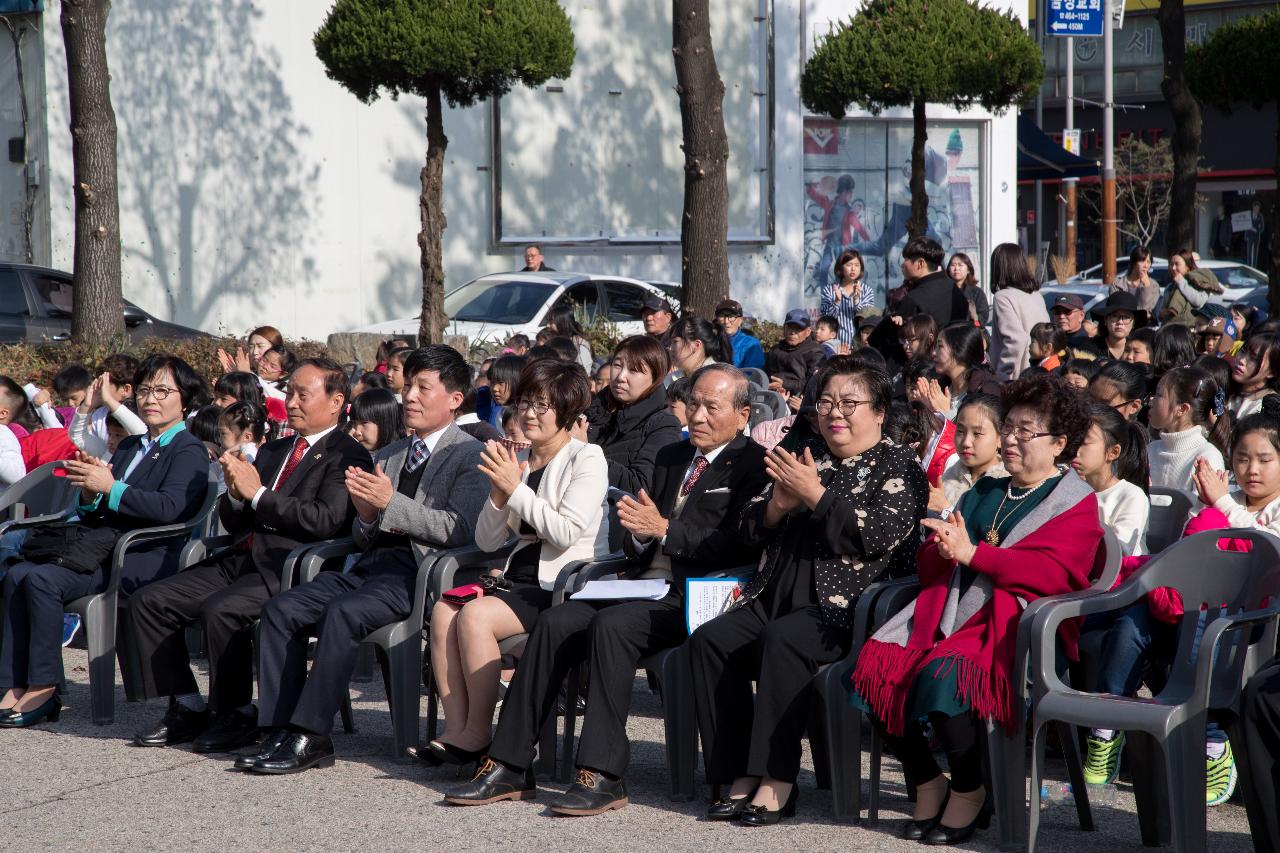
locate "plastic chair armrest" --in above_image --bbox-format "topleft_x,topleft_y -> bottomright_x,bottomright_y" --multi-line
295,537 -> 359,586
1191,602 -> 1280,704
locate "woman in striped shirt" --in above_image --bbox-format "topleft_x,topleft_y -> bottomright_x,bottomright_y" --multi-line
821,249 -> 875,347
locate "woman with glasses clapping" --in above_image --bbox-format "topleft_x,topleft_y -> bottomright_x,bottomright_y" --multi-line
420,359 -> 608,770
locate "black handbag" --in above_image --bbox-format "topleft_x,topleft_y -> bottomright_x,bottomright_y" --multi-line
17,522 -> 119,574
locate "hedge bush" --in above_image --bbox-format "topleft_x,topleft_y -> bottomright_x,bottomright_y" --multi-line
0,336 -> 328,393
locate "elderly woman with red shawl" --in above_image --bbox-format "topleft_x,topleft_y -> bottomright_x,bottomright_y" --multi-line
850,373 -> 1104,845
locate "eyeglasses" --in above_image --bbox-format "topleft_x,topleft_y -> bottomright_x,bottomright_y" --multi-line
998,422 -> 1060,442
515,400 -> 553,416
135,385 -> 178,401
815,398 -> 871,417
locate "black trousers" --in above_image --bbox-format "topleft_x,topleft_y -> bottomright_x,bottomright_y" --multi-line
688,602 -> 850,784
0,561 -> 102,689
257,562 -> 414,735
1241,658 -> 1280,852
876,711 -> 985,793
126,558 -> 270,712
488,594 -> 686,778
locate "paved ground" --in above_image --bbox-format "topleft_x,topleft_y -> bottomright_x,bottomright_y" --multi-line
0,648 -> 1257,851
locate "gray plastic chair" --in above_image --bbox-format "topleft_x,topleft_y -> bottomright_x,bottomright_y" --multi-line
63,474 -> 221,724
1146,487 -> 1193,554
293,539 -> 518,761
1025,528 -> 1280,852
741,367 -> 769,389
751,388 -> 791,420
747,401 -> 774,430
0,460 -> 79,529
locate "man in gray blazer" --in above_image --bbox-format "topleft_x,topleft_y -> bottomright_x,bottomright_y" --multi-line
240,346 -> 487,774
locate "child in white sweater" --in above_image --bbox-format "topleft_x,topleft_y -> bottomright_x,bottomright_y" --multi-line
1146,366 -> 1229,500
1193,393 -> 1280,538
1073,403 -> 1150,556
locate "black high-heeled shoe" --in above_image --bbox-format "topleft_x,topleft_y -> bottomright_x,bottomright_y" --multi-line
706,795 -> 752,821
405,744 -> 444,767
922,794 -> 993,846
426,739 -> 490,766
736,786 -> 798,826
902,788 -> 950,841
0,695 -> 61,728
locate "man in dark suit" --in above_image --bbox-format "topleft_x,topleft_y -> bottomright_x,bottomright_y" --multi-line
444,364 -> 769,814
127,357 -> 372,752
237,346 -> 488,774
893,235 -> 970,329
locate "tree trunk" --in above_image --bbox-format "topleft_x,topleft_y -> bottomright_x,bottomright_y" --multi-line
672,0 -> 730,318
62,0 -> 123,345
907,97 -> 929,239
417,85 -> 448,345
1158,0 -> 1201,255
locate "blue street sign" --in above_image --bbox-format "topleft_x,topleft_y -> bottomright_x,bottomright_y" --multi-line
1045,0 -> 1104,38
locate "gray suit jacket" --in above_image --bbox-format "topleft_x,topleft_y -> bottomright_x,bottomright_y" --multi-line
352,423 -> 487,564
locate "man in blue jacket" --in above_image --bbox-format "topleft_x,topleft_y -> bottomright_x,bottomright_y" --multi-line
714,300 -> 765,370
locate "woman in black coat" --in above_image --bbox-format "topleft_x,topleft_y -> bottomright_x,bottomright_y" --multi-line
689,357 -> 928,825
584,335 -> 682,548
0,355 -> 211,727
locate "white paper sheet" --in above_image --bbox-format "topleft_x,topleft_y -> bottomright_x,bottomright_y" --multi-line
685,578 -> 747,634
570,578 -> 670,601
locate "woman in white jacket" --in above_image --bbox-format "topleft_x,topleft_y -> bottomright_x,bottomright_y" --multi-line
424,359 -> 608,766
988,243 -> 1050,381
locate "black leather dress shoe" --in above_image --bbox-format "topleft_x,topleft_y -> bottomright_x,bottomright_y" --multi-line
426,739 -> 489,767
902,789 -> 950,841
249,732 -> 335,775
443,757 -> 536,805
192,707 -> 260,753
550,768 -> 629,816
921,797 -> 993,846
134,702 -> 210,748
234,729 -> 290,771
706,796 -> 751,821
737,786 -> 798,827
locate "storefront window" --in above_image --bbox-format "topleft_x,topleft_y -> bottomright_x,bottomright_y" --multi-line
803,118 -> 986,306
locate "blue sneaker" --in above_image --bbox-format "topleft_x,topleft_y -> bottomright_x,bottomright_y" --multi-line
62,613 -> 81,648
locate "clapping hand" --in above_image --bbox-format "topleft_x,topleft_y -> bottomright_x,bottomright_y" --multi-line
763,446 -> 825,511
617,489 -> 669,542
99,372 -> 119,409
767,376 -> 787,394
479,440 -> 526,508
80,375 -> 105,412
921,510 -> 976,566
1193,456 -> 1229,506
346,463 -> 394,521
916,377 -> 951,415
219,449 -> 264,502
64,451 -> 115,499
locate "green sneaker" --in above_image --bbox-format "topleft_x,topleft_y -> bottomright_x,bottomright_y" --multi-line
1206,741 -> 1238,806
1083,731 -> 1124,785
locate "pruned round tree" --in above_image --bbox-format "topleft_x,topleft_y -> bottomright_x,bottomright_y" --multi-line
1188,8 -> 1280,309
801,0 -> 1042,239
315,0 -> 575,344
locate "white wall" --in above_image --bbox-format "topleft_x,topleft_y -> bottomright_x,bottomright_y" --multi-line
37,0 -> 1021,339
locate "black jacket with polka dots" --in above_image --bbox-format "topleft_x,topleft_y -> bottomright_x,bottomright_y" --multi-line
734,438 -> 928,629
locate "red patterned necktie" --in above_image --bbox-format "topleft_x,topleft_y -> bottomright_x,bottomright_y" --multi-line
275,436 -> 310,489
681,456 -> 709,497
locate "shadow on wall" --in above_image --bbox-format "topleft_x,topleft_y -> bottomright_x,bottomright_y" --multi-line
108,0 -> 319,334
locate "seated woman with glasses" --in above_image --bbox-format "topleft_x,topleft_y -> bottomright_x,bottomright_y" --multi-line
689,356 -> 929,825
422,359 -> 609,767
0,355 -> 212,727
850,372 -> 1104,845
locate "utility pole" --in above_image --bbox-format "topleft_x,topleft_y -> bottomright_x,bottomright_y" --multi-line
1034,5 -> 1045,264
1101,0 -> 1118,283
1064,37 -> 1077,267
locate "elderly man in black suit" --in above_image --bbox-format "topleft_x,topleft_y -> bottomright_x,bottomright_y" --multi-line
444,363 -> 768,815
237,346 -> 489,774
127,357 -> 372,752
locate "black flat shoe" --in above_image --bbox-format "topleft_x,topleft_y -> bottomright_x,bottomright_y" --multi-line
922,796 -> 993,846
427,739 -> 489,766
0,695 -> 61,728
234,729 -> 290,771
902,788 -> 950,841
706,795 -> 751,821
549,768 -> 628,816
443,757 -> 536,805
249,732 -> 335,775
405,744 -> 445,767
192,707 -> 260,753
133,702 -> 210,747
736,786 -> 798,826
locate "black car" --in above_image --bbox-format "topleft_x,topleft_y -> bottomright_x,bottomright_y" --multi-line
0,263 -> 210,344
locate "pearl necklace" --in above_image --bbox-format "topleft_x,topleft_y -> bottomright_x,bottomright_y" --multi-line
983,476 -> 1054,545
